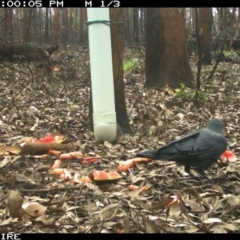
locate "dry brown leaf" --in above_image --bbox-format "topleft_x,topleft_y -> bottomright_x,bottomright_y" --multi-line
164,86 -> 175,95
22,202 -> 47,218
152,194 -> 176,210
78,225 -> 87,233
169,201 -> 181,218
104,141 -> 112,149
127,181 -> 146,197
223,194 -> 240,206
0,156 -> 20,168
0,218 -> 16,226
34,214 -> 55,226
7,190 -> 23,218
142,215 -> 160,233
226,163 -> 240,173
29,117 -> 39,131
123,213 -> 130,233
204,218 -> 222,224
185,225 -> 199,233
149,126 -> 156,136
223,223 -> 238,231
15,174 -> 37,185
209,184 -> 224,194
183,188 -> 203,208
98,203 -> 120,220
210,224 -> 227,233
0,146 -> 22,155
184,199 -> 202,212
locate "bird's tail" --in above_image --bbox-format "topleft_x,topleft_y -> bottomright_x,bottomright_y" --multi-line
136,145 -> 177,160
136,149 -> 161,160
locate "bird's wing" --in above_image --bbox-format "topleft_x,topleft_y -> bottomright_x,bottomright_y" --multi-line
174,129 -> 227,159
161,131 -> 201,148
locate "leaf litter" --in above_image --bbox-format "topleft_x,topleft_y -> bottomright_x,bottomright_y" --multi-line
0,47 -> 240,232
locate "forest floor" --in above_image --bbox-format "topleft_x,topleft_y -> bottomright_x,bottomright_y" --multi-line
0,46 -> 240,233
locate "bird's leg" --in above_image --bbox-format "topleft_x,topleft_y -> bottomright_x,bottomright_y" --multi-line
185,165 -> 212,182
198,169 -> 212,183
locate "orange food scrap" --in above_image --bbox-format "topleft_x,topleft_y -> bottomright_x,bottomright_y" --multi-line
131,157 -> 150,164
128,185 -> 148,192
93,170 -> 109,180
48,150 -> 61,156
117,160 -> 134,172
117,158 -> 150,172
73,173 -> 93,183
93,170 -> 121,181
79,176 -> 93,183
82,156 -> 99,164
108,171 -> 122,180
60,151 -> 83,160
52,159 -> 62,169
51,168 -> 65,175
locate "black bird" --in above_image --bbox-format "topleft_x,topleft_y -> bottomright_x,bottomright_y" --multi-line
136,118 -> 228,181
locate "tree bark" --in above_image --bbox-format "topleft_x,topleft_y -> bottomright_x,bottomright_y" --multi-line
145,8 -> 194,88
199,8 -> 212,65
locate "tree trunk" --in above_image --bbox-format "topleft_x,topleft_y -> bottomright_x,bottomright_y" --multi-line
129,8 -> 133,43
62,8 -> 69,43
199,8 -> 212,65
79,8 -> 88,45
145,8 -> 194,88
110,8 -> 132,133
238,8 -> 240,28
124,8 -> 129,44
69,8 -> 74,41
45,8 -> 49,42
219,8 -> 226,31
133,8 -> 139,43
23,9 -> 32,42
191,8 -> 195,32
53,8 -> 60,45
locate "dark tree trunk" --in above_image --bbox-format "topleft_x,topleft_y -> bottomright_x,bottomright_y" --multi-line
79,8 -> 88,45
45,8 -> 49,42
145,8 -> 194,88
110,8 -> 132,134
199,8 -> 212,65
133,8 -> 139,43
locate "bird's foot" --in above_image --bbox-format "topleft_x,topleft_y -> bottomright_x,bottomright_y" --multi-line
188,171 -> 198,179
187,170 -> 212,183
198,170 -> 213,183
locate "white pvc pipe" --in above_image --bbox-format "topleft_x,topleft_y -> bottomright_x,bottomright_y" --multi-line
87,8 -> 117,142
